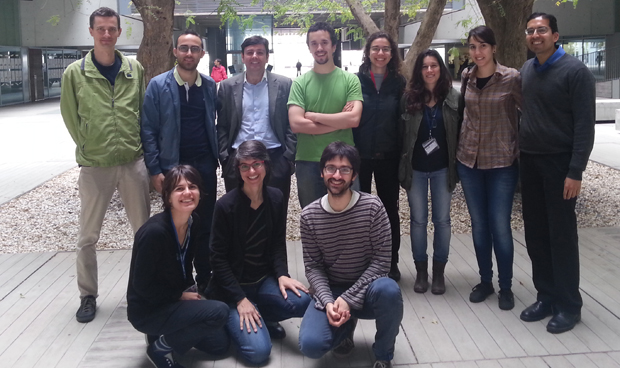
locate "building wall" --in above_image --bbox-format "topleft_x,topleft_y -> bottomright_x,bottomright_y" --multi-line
0,0 -> 21,46
402,0 -> 479,44
19,0 -> 144,49
533,0 -> 614,37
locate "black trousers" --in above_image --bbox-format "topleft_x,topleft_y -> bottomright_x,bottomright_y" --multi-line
520,152 -> 583,314
223,146 -> 292,209
358,158 -> 401,263
131,299 -> 230,355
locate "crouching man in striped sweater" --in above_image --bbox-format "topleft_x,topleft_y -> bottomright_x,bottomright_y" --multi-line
298,141 -> 403,368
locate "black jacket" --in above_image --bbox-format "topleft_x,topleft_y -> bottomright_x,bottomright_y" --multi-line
127,211 -> 203,324
353,70 -> 407,160
206,186 -> 289,304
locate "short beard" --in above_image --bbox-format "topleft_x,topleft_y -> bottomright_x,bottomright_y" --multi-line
177,61 -> 197,72
325,179 -> 351,197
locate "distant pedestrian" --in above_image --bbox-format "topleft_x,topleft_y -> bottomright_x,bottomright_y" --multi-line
296,60 -> 302,76
211,58 -> 228,83
60,6 -> 151,324
519,12 -> 595,334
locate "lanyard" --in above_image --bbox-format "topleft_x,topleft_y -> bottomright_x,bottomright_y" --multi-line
424,104 -> 439,138
171,216 -> 192,279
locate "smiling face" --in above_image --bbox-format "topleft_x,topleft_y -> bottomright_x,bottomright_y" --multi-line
174,34 -> 205,72
242,44 -> 269,74
89,16 -> 121,50
526,17 -> 560,61
468,36 -> 495,70
239,158 -> 266,189
421,56 -> 441,90
321,156 -> 357,197
368,37 -> 392,71
169,178 -> 200,215
308,30 -> 336,65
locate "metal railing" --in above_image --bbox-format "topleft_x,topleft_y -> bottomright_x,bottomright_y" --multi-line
577,47 -> 620,81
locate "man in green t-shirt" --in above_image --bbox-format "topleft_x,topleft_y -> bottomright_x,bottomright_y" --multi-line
288,22 -> 363,208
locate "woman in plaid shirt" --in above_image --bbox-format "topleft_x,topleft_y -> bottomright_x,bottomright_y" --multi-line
456,26 -> 522,311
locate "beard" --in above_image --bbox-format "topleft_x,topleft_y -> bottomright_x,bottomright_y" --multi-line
325,178 -> 351,197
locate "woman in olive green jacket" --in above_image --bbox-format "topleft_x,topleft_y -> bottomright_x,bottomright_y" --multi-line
398,49 -> 462,295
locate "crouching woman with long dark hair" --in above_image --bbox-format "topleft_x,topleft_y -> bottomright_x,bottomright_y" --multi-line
127,165 -> 229,368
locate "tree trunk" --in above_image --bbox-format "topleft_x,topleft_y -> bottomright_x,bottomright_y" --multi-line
345,0 -> 380,37
383,0 -> 401,44
133,0 -> 176,84
476,0 -> 534,69
402,0 -> 448,80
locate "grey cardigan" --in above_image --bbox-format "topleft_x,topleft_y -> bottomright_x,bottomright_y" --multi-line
398,88 -> 462,192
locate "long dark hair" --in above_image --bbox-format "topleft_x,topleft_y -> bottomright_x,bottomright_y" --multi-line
359,31 -> 402,76
404,49 -> 452,114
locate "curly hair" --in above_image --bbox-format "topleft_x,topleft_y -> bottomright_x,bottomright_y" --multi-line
359,31 -> 402,76
403,49 -> 452,114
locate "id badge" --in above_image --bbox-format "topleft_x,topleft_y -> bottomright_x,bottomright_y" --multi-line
422,137 -> 439,155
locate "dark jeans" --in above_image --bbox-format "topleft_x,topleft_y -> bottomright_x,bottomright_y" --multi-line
131,299 -> 229,355
457,161 -> 519,290
359,158 -> 401,263
520,152 -> 582,314
172,154 -> 218,287
223,147 -> 292,209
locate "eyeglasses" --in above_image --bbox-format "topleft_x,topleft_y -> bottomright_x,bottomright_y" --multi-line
94,27 -> 119,35
177,45 -> 203,54
238,161 -> 264,172
525,26 -> 550,36
324,165 -> 353,175
370,47 -> 392,54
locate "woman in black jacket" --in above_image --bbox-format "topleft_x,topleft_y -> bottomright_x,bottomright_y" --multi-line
354,31 -> 407,281
127,165 -> 229,368
207,140 -> 311,365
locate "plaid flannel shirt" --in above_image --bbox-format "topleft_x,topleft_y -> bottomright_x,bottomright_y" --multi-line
457,62 -> 522,169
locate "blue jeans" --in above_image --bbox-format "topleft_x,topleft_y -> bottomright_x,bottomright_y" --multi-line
227,276 -> 311,365
406,168 -> 452,263
296,161 -> 359,209
457,161 -> 518,290
298,277 -> 403,362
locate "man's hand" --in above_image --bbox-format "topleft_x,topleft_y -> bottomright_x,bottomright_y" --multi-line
237,297 -> 263,333
342,101 -> 354,112
151,174 -> 165,194
326,298 -> 351,327
180,292 -> 201,301
304,111 -> 318,123
564,177 -> 582,200
278,275 -> 309,299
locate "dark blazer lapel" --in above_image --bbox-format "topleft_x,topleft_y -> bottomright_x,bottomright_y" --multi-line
232,76 -> 244,132
267,71 -> 278,132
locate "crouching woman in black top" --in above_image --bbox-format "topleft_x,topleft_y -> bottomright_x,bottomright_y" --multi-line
127,165 -> 229,368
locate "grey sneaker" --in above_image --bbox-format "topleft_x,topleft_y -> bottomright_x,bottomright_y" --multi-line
76,295 -> 96,323
373,360 -> 392,368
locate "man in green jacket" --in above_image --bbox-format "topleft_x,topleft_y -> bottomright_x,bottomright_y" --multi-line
60,7 -> 151,323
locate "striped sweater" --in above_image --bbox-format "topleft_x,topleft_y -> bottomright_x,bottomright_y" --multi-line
300,191 -> 392,310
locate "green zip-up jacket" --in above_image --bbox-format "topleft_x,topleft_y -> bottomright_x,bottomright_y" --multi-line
60,50 -> 145,167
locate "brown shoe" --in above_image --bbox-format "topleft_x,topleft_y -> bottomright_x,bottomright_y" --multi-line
413,261 -> 429,293
431,261 -> 446,295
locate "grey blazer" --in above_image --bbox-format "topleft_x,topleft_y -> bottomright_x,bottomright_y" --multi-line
216,70 -> 296,167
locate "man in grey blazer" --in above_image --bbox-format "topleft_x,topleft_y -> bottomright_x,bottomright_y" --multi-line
217,35 -> 296,209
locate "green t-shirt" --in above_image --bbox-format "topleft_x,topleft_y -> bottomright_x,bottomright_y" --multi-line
287,68 -> 363,162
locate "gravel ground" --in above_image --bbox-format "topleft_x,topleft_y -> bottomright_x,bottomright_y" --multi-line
1,161 -> 619,253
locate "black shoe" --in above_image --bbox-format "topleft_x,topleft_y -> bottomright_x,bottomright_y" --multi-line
76,295 -> 96,323
388,263 -> 401,282
498,289 -> 515,310
520,301 -> 553,322
332,318 -> 357,358
147,343 -> 184,368
547,311 -> 581,334
265,321 -> 286,339
145,334 -> 159,346
469,282 -> 494,303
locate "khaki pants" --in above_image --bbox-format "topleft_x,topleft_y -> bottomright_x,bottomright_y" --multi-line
76,157 -> 151,298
